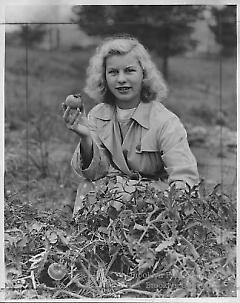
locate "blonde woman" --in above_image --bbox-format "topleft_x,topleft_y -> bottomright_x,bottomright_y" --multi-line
63,35 -> 199,214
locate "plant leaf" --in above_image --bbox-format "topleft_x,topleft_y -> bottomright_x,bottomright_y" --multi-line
155,238 -> 175,252
171,288 -> 187,297
133,223 -> 146,231
45,230 -> 58,244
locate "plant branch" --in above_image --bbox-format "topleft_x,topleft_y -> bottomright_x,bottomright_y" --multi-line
78,257 -> 102,295
137,223 -> 151,243
53,289 -> 87,299
116,288 -> 158,297
105,247 -> 120,276
30,270 -> 36,289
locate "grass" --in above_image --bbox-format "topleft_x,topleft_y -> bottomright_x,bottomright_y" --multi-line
165,56 -> 237,129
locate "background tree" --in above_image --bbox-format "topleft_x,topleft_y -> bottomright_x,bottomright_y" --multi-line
209,5 -> 236,57
72,5 -> 204,79
18,24 -> 47,48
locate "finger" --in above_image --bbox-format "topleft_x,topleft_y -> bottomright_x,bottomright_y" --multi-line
63,106 -> 71,123
81,105 -> 86,116
69,108 -> 82,125
67,124 -> 74,131
74,109 -> 88,126
77,106 -> 87,120
61,102 -> 68,114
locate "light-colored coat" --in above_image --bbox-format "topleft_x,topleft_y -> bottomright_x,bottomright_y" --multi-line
71,100 -> 199,188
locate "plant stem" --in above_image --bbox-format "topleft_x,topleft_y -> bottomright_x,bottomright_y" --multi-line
64,274 -> 98,295
11,275 -> 32,281
81,255 -> 98,270
179,235 -> 200,259
116,288 -> 157,297
53,289 -> 87,299
78,258 -> 102,295
138,223 -> 151,243
30,270 -> 36,289
80,239 -> 105,253
105,247 -> 120,276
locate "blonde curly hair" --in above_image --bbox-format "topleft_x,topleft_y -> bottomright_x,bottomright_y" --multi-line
84,35 -> 168,104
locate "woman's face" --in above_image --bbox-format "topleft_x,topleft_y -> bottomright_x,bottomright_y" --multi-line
105,52 -> 143,109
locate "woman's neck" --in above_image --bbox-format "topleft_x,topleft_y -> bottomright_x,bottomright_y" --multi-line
115,99 -> 140,109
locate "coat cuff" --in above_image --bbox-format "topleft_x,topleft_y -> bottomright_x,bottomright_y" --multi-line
71,140 -> 102,181
166,164 -> 199,189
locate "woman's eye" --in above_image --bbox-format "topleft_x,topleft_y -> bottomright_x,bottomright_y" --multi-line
108,70 -> 118,75
126,68 -> 135,73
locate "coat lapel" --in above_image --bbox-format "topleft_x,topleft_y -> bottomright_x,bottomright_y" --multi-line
111,118 -> 133,175
95,105 -> 132,175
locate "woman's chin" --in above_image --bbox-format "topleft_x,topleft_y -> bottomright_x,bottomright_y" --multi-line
114,93 -> 139,104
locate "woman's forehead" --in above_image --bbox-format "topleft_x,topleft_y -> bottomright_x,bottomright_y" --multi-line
106,52 -> 140,68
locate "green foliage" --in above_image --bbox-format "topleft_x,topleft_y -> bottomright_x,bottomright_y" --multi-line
5,177 -> 236,299
72,5 -> 204,78
209,5 -> 237,57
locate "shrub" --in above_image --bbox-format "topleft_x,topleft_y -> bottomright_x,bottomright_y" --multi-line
189,104 -> 216,125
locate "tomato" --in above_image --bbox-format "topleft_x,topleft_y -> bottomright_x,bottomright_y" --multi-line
47,263 -> 67,281
64,94 -> 83,110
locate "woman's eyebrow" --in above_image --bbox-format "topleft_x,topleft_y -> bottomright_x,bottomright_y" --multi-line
106,67 -> 118,70
106,64 -> 137,70
125,65 -> 137,68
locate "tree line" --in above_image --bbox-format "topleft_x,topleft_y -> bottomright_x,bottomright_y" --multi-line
11,5 -> 236,79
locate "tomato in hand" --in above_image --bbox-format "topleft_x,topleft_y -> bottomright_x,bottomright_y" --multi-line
63,94 -> 84,110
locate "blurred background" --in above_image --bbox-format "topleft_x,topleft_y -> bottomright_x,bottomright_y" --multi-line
4,5 -> 237,209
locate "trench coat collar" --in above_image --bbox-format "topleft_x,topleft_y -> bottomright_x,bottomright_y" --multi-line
94,101 -> 152,129
94,108 -> 133,176
132,102 -> 151,129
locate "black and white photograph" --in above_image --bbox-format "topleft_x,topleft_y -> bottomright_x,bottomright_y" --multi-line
2,0 -> 238,300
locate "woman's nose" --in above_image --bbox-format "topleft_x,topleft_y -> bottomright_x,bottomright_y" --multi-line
117,71 -> 126,83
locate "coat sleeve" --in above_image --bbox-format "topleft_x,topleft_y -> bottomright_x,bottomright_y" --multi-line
158,116 -> 199,189
71,110 -> 111,181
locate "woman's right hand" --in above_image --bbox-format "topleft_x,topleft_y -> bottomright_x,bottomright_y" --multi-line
62,105 -> 90,139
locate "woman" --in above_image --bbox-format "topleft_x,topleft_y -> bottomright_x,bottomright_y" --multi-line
63,35 -> 199,214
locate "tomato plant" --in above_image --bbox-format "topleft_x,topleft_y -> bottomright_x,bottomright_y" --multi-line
4,177 -> 237,299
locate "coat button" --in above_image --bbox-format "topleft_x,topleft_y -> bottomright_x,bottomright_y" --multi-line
136,144 -> 141,152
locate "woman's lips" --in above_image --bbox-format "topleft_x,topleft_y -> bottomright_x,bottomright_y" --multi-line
116,87 -> 131,93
